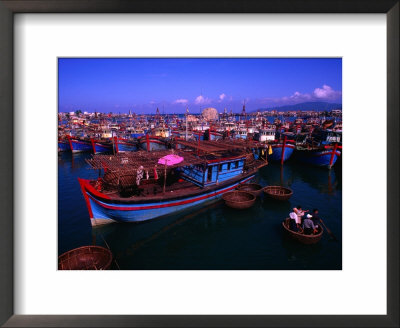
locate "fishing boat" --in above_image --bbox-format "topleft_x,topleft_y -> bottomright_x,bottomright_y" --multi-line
206,129 -> 223,141
126,126 -> 146,139
79,140 -> 267,226
171,129 -> 189,140
294,144 -> 341,169
282,218 -> 323,244
192,130 -> 205,141
90,138 -> 113,154
114,137 -> 138,152
233,127 -> 250,140
263,186 -> 293,200
294,129 -> 342,169
253,127 -> 276,143
58,137 -> 71,152
152,126 -> 171,138
138,134 -> 168,151
67,136 -> 93,153
267,133 -> 296,164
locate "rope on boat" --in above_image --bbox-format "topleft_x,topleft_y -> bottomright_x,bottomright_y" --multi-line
99,233 -> 121,270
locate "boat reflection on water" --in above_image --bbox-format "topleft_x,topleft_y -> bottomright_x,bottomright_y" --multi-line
89,193 -> 273,270
259,162 -> 340,196
280,232 -> 326,269
58,152 -> 92,172
90,200 -> 225,265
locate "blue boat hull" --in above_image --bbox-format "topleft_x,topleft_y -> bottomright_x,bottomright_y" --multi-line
58,141 -> 70,152
295,148 -> 341,168
267,144 -> 295,162
79,174 -> 254,226
116,142 -> 138,152
139,138 -> 167,151
93,142 -> 113,154
131,133 -> 145,139
69,139 -> 92,153
193,133 -> 205,141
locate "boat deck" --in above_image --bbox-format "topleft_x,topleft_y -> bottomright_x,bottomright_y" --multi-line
93,159 -> 267,203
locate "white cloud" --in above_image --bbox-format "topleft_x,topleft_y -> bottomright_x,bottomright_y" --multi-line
289,91 -> 312,101
173,99 -> 188,105
261,85 -> 341,107
313,85 -> 342,100
194,95 -> 211,105
218,93 -> 226,101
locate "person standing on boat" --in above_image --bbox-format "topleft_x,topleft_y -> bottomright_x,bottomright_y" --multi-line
289,211 -> 298,232
303,214 -> 317,235
293,205 -> 308,228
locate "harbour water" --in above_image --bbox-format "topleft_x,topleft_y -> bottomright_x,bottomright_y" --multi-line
58,152 -> 342,270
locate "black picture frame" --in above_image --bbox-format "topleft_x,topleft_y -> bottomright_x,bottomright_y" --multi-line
0,1 -> 398,327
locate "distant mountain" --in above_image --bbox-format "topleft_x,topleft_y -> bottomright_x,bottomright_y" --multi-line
254,102 -> 342,112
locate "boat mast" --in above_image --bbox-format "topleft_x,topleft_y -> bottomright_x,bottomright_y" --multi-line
185,107 -> 189,141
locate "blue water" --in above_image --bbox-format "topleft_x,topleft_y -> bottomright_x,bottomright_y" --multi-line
58,152 -> 342,270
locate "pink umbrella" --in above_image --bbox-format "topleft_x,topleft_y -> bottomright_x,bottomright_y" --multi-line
158,154 -> 184,166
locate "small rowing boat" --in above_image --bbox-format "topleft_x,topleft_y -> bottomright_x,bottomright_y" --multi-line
263,186 -> 293,200
58,246 -> 113,270
222,191 -> 256,209
237,183 -> 263,197
282,218 -> 323,244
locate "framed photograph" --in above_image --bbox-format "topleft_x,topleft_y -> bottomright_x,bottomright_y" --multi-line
1,1 -> 398,327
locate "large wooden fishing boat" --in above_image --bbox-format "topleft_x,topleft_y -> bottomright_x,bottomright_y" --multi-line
67,135 -> 93,153
113,137 -> 138,152
79,140 -> 267,226
90,138 -> 113,154
263,132 -> 296,164
138,134 -> 168,151
293,128 -> 342,169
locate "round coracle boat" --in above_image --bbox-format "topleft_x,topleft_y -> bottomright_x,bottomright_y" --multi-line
222,191 -> 256,209
263,186 -> 293,201
58,246 -> 113,270
237,183 -> 263,197
282,218 -> 323,245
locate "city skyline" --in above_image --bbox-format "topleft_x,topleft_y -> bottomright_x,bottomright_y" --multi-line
58,58 -> 342,114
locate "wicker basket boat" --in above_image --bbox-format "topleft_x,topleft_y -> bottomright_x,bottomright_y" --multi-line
222,191 -> 256,209
58,246 -> 113,270
282,218 -> 323,244
237,183 -> 263,197
263,186 -> 293,201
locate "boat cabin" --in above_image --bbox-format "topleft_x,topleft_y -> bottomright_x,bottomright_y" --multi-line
311,129 -> 342,145
254,128 -> 276,142
234,128 -> 249,140
152,127 -> 170,138
180,154 -> 246,187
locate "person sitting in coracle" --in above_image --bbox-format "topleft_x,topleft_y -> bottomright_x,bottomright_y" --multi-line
302,214 -> 317,235
311,208 -> 321,228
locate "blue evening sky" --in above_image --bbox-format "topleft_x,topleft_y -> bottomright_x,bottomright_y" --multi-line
58,58 -> 342,114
